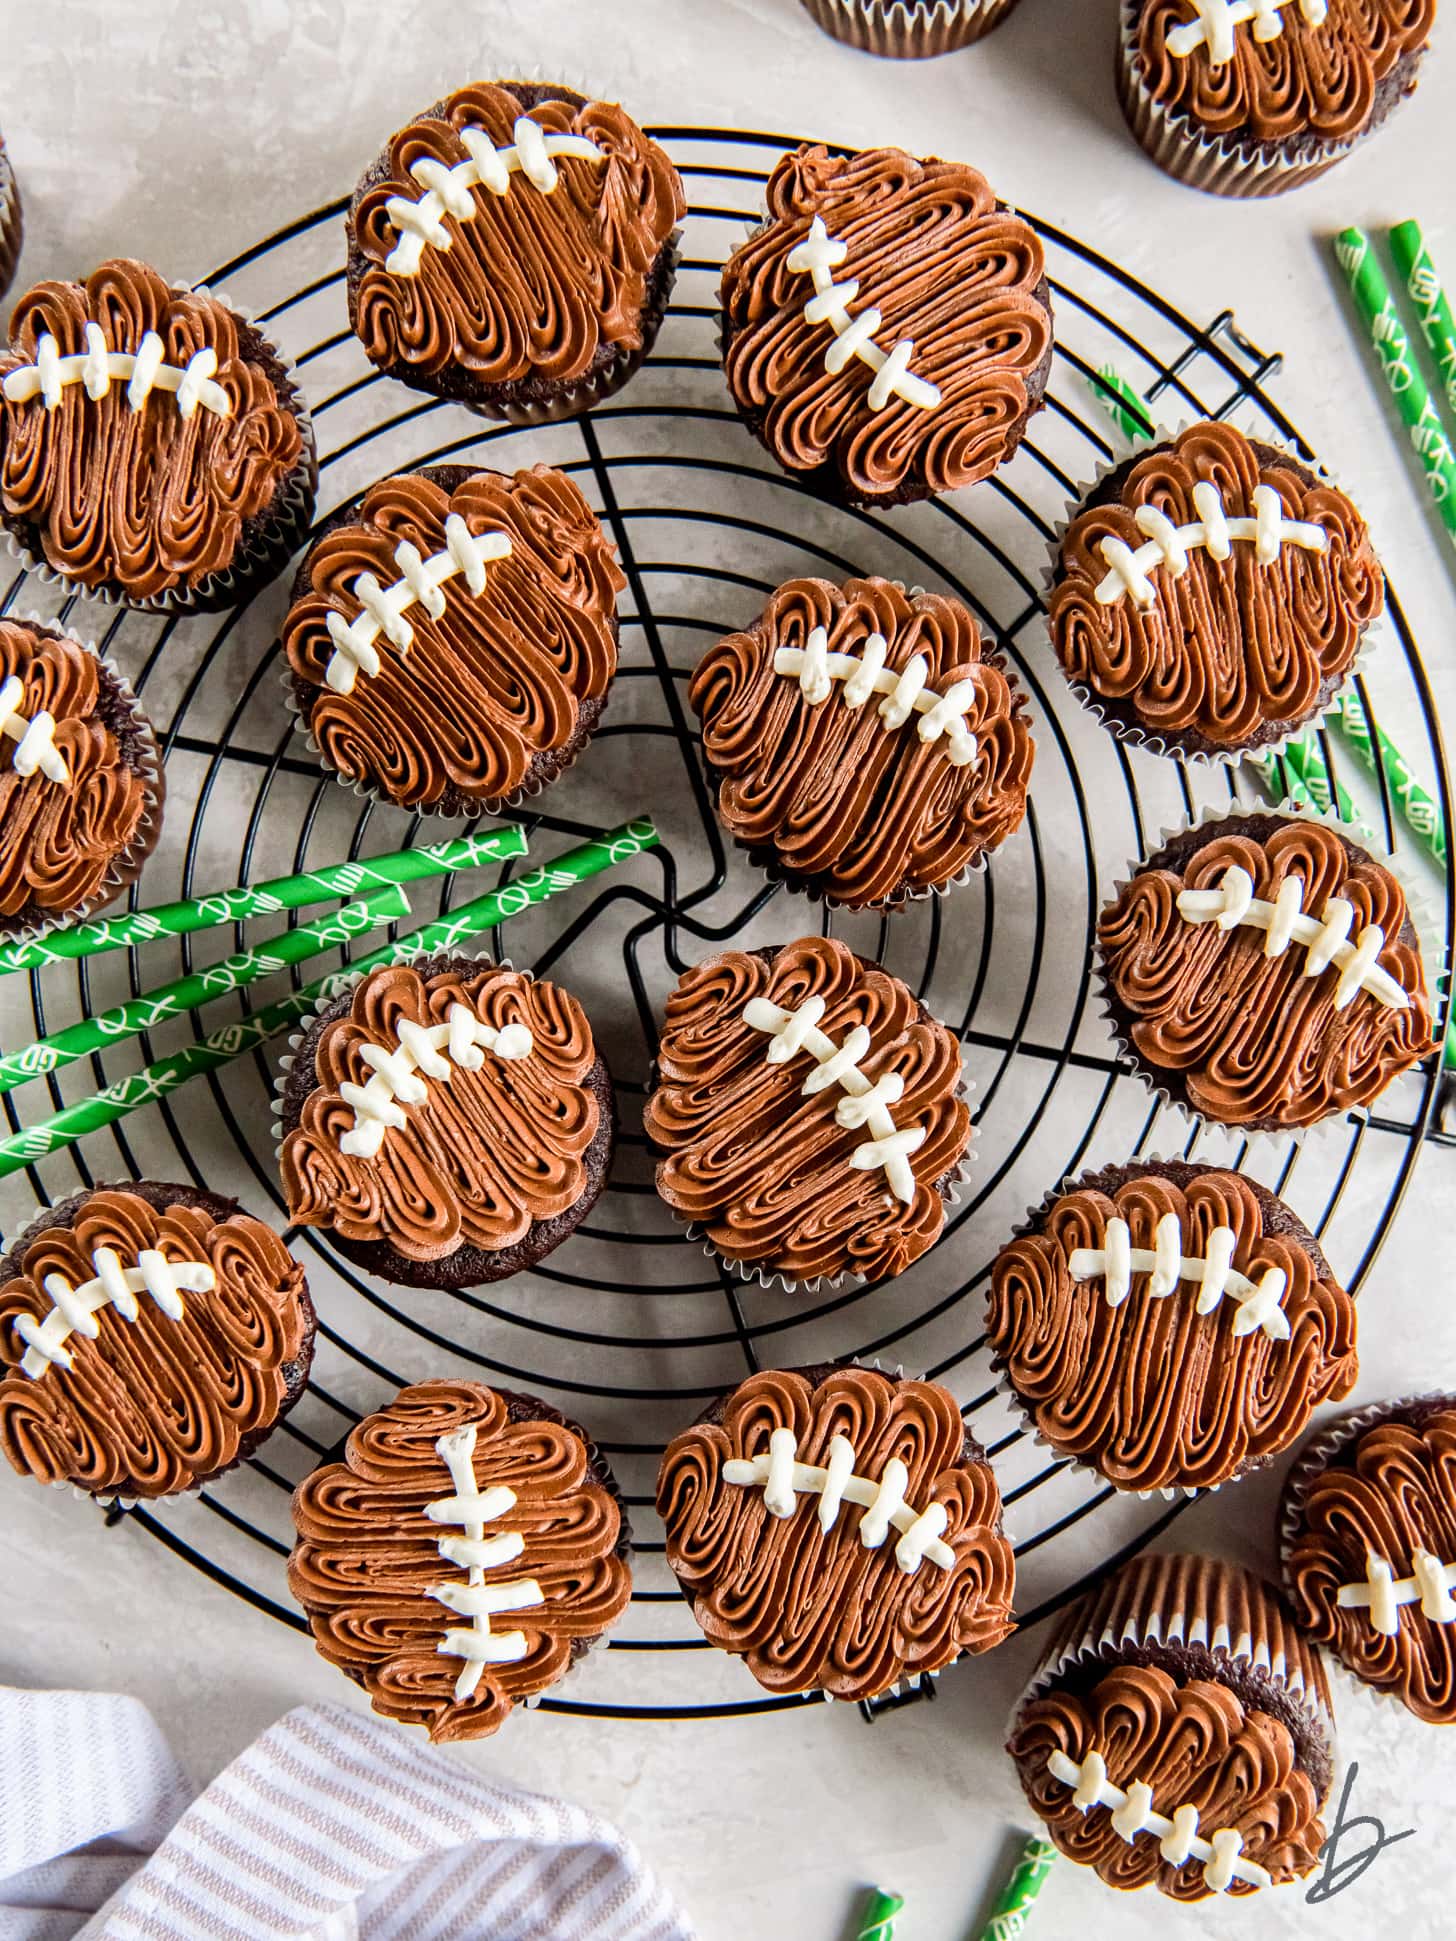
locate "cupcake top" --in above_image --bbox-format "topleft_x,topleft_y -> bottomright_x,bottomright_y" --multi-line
0,619 -> 158,930
290,1379 -> 631,1742
1050,422 -> 1383,757
656,1365 -> 1014,1699
1282,1394 -> 1456,1723
278,955 -> 609,1276
1129,0 -> 1435,152
988,1160 -> 1357,1493
721,143 -> 1052,504
645,937 -> 971,1285
0,259 -> 308,603
347,81 -> 684,395
1098,812 -> 1437,1130
692,575 -> 1033,907
0,1184 -> 311,1499
283,464 -> 623,813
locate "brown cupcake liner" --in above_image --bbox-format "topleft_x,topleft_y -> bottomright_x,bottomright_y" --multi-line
0,138 -> 22,300
798,0 -> 1023,57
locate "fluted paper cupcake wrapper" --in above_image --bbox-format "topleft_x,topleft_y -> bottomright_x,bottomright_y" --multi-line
0,141 -> 22,299
0,610 -> 165,952
797,0 -> 1023,57
1093,796 -> 1448,1147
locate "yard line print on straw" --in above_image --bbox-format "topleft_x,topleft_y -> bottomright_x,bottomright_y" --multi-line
1167,0 -> 1327,67
1175,865 -> 1409,1010
0,674 -> 69,784
1044,1749 -> 1272,1892
785,217 -> 941,412
1067,1211 -> 1291,1340
3,324 -> 232,418
14,1245 -> 214,1380
384,116 -> 604,275
321,519 -> 513,694
773,627 -> 979,766
334,1006 -> 533,1159
723,1425 -> 954,1574
1094,483 -> 1328,608
1337,1549 -> 1456,1634
426,1423 -> 545,1699
742,994 -> 929,1202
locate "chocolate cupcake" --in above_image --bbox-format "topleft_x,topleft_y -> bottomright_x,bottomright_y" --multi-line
1097,811 -> 1438,1132
0,1183 -> 314,1501
0,259 -> 316,614
0,129 -> 22,300
290,1379 -> 631,1742
0,618 -> 163,946
989,1160 -> 1357,1494
1118,0 -> 1436,198
1281,1394 -> 1456,1723
346,81 -> 684,420
720,143 -> 1053,508
276,954 -> 615,1291
692,575 -> 1033,908
1007,1552 -> 1335,1899
645,936 -> 972,1288
283,463 -> 623,815
1049,422 -> 1383,760
657,1364 -> 1014,1700
798,0 -> 1025,55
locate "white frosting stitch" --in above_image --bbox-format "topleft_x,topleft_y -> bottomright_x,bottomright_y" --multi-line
1336,1548 -> 1456,1635
1095,481 -> 1328,607
1175,864 -> 1409,1011
0,674 -> 70,786
337,1007 -> 533,1159
741,993 -> 930,1204
1166,0 -> 1328,66
784,216 -> 942,413
1044,1750 -> 1272,1892
1068,1211 -> 1290,1341
772,627 -> 979,767
2,325 -> 232,419
383,115 -> 605,275
722,1424 -> 954,1572
425,1424 -> 545,1700
321,518 -> 513,695
13,1247 -> 215,1380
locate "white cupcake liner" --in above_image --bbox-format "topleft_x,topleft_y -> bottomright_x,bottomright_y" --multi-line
0,137 -> 21,299
797,0 -> 1023,57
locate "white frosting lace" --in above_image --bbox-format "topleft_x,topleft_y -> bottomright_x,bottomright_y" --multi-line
14,1247 -> 215,1380
772,627 -> 979,767
0,674 -> 70,786
1044,1750 -> 1272,1892
784,216 -> 941,413
1068,1212 -> 1290,1341
3,325 -> 232,419
723,1424 -> 954,1572
320,519 -> 513,695
1336,1547 -> 1456,1635
1175,864 -> 1409,1011
336,1008 -> 533,1159
426,1424 -> 544,1700
1094,481 -> 1328,608
1166,0 -> 1328,67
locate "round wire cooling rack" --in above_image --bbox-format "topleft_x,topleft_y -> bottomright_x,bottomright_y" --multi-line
2,126 -> 1452,1725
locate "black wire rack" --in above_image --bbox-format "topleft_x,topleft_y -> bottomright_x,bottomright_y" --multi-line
2,127 -> 1452,1724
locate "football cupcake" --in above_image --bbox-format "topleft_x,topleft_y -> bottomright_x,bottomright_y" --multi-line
283,463 -> 623,815
657,1364 -> 1014,1700
290,1379 -> 632,1742
1096,811 -> 1438,1132
1049,422 -> 1384,760
720,142 -> 1053,507
0,259 -> 315,613
1008,1552 -> 1335,1899
645,936 -> 972,1288
0,618 -> 163,946
347,81 -> 684,419
1281,1393 -> 1456,1724
798,0 -> 1025,55
276,954 -> 614,1291
989,1160 -> 1358,1494
0,1183 -> 314,1501
0,129 -> 21,300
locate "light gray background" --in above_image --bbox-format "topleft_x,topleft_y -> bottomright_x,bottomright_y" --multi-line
1,3 -> 1454,1937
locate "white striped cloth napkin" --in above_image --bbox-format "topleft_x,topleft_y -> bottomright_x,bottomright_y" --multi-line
0,1687 -> 695,1941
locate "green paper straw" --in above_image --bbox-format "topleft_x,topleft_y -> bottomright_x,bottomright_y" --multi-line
1389,220 -> 1456,415
1255,736 -> 1358,822
1329,692 -> 1448,869
975,1836 -> 1057,1941
853,1888 -> 903,1940
1333,226 -> 1456,552
0,823 -> 529,976
1087,364 -> 1156,444
0,883 -> 411,1096
0,817 -> 657,1181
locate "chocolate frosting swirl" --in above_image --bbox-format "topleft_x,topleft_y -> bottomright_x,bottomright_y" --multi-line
280,961 -> 602,1263
0,622 -> 152,921
692,576 -> 1033,907
989,1163 -> 1357,1492
657,1367 -> 1013,1698
1285,1403 -> 1456,1723
645,938 -> 972,1284
1134,0 -> 1435,147
0,1188 -> 310,1498
0,259 -> 305,598
349,84 -> 684,385
721,144 -> 1052,502
1098,815 -> 1436,1129
290,1379 -> 631,1741
1051,423 -> 1383,753
285,466 -> 623,811
1009,1664 -> 1326,1898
